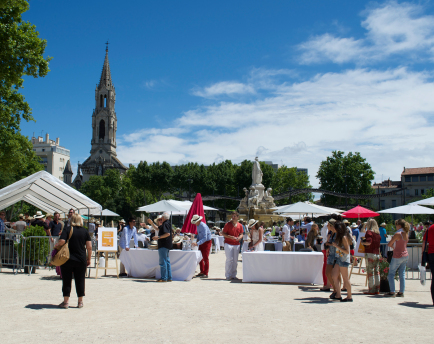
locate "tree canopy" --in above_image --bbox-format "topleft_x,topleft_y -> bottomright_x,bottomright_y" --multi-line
0,0 -> 50,188
316,151 -> 375,206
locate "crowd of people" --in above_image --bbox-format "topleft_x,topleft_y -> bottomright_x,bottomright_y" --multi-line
1,207 -> 433,307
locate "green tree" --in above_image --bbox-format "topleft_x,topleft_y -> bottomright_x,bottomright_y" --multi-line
271,166 -> 312,205
0,0 -> 50,188
316,151 -> 375,207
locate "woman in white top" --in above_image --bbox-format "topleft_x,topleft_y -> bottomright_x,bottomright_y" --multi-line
249,220 -> 264,251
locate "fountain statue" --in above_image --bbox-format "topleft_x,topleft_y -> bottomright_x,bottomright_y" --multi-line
237,157 -> 278,224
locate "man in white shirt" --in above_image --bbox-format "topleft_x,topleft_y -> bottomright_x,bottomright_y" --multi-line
282,217 -> 294,250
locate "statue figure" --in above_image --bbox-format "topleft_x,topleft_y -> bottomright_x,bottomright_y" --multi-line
239,187 -> 249,209
263,188 -> 275,207
252,157 -> 263,185
248,186 -> 259,208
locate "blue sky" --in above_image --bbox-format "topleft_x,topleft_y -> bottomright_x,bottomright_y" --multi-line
21,1 -> 434,187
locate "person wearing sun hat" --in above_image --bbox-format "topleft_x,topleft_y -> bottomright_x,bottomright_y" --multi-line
32,211 -> 50,234
191,214 -> 212,278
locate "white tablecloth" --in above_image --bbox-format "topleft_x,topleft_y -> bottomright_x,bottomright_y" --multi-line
242,241 -> 283,252
120,249 -> 203,281
242,251 -> 323,284
212,236 -> 224,247
211,236 -> 222,252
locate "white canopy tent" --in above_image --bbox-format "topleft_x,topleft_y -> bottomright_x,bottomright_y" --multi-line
0,171 -> 102,216
90,209 -> 120,217
273,202 -> 333,215
378,203 -> 434,223
410,197 -> 434,206
137,199 -> 218,213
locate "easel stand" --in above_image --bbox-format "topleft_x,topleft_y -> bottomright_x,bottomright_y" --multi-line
350,257 -> 368,286
95,250 -> 119,279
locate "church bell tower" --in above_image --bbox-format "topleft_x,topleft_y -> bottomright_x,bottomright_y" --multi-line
91,44 -> 117,156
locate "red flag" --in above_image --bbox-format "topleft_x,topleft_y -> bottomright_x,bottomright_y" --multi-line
181,193 -> 206,234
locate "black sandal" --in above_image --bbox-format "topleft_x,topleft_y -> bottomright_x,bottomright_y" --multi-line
329,292 -> 336,299
341,298 -> 353,302
330,295 -> 342,301
341,288 -> 347,292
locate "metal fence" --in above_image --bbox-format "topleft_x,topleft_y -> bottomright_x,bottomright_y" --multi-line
0,233 -> 22,274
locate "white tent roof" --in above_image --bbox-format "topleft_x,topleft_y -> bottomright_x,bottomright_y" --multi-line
0,171 -> 102,215
410,197 -> 434,206
90,209 -> 120,217
137,199 -> 218,213
273,202 -> 331,215
378,203 -> 434,215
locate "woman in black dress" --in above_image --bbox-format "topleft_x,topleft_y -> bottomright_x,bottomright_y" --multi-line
55,214 -> 92,309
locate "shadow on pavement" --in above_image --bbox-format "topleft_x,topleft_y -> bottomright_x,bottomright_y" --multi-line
40,276 -> 61,281
25,304 -> 61,310
294,297 -> 331,304
398,301 -> 434,309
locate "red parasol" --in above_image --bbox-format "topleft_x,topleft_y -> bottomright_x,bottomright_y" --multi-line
181,193 -> 206,235
341,205 -> 379,219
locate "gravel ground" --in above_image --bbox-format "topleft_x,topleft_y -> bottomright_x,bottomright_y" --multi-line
0,251 -> 432,343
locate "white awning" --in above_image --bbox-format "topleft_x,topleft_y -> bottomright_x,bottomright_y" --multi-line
0,171 -> 102,215
137,199 -> 218,213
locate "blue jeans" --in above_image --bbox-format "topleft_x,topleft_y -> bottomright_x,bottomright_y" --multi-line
388,255 -> 408,293
158,247 -> 172,281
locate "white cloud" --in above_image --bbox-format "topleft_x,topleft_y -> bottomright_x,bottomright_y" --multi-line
192,81 -> 255,98
117,1 -> 434,188
298,1 -> 434,64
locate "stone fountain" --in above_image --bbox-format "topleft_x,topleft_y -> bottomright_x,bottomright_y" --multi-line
237,157 -> 282,224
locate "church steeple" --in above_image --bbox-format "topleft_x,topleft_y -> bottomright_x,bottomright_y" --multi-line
91,44 -> 117,156
98,45 -> 113,89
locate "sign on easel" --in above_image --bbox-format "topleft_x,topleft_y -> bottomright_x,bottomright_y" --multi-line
97,227 -> 118,251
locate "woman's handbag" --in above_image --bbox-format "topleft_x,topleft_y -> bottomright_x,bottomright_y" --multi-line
50,227 -> 73,267
387,251 -> 393,264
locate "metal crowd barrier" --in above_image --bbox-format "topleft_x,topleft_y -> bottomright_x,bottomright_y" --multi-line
0,233 -> 23,274
21,236 -> 59,275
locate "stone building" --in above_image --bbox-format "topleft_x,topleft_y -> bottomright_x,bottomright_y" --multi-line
371,167 -> 434,216
31,133 -> 70,181
73,47 -> 127,189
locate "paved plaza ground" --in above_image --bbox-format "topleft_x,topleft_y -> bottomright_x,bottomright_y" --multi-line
0,251 -> 432,343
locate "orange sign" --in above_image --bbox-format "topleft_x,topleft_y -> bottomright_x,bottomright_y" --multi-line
102,231 -> 114,247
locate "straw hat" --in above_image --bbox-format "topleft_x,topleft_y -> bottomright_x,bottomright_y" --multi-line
154,215 -> 162,225
380,222 -> 387,227
173,235 -> 181,243
343,219 -> 349,224
95,220 -> 100,225
119,219 -> 126,224
248,219 -> 258,228
33,211 -> 44,219
351,223 -> 358,228
149,240 -> 158,250
138,228 -> 146,234
191,214 -> 203,224
19,214 -> 24,219
328,218 -> 336,224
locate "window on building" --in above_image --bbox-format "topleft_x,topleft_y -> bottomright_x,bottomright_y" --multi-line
415,189 -> 419,196
406,189 -> 410,195
420,176 -> 427,182
100,94 -> 103,107
392,200 -> 397,207
104,95 -> 107,107
42,148 -> 45,152
380,200 -> 386,210
32,148 -> 36,151
381,190 -> 385,194
428,175 -> 434,181
412,176 -> 418,182
99,120 -> 105,140
405,176 -> 411,182
421,189 -> 425,195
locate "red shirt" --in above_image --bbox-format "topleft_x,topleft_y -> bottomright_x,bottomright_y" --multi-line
223,221 -> 243,246
364,230 -> 381,254
423,225 -> 434,254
